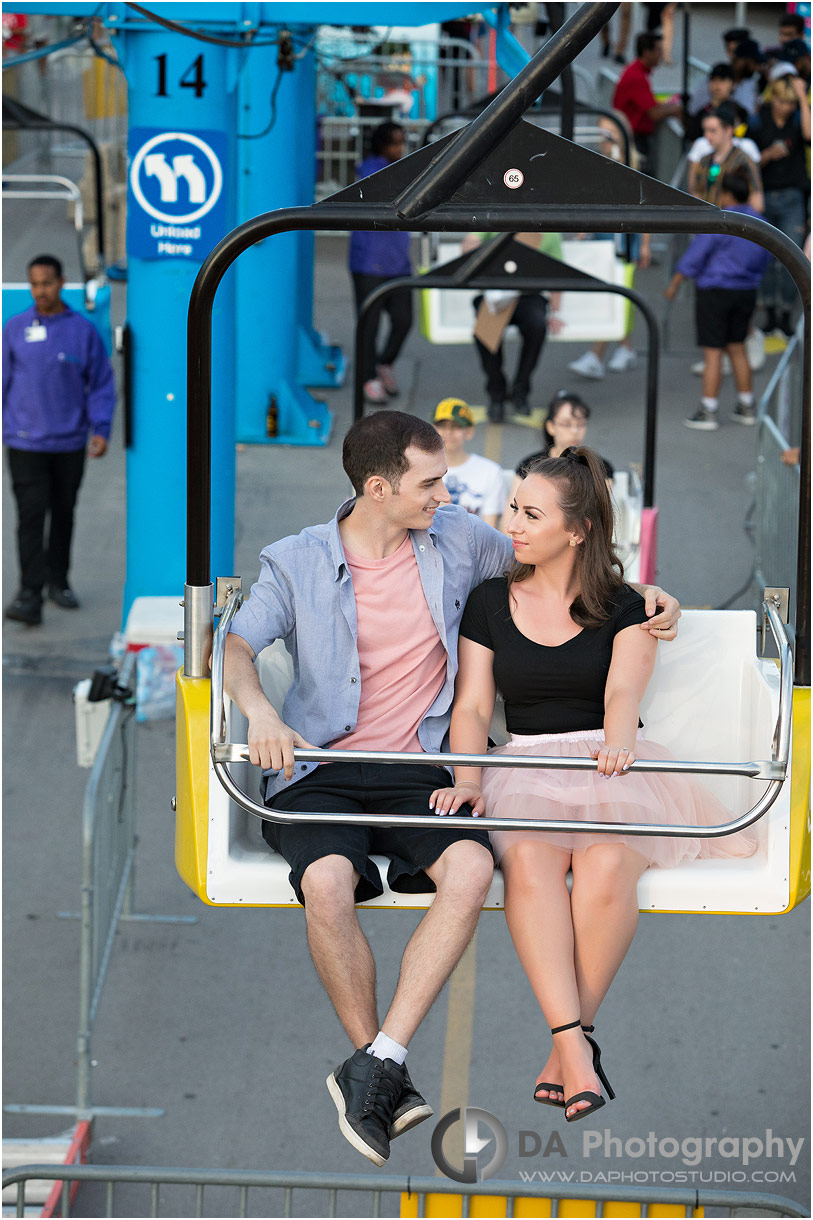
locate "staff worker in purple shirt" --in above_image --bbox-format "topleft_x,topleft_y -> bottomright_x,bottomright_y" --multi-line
349,122 -> 413,406
664,174 -> 771,433
3,255 -> 116,625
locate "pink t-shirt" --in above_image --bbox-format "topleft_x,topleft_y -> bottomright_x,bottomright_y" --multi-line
331,534 -> 446,754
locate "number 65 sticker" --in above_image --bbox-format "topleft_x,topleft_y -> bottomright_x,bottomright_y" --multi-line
503,168 -> 524,189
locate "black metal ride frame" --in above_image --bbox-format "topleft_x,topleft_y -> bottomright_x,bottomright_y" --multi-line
185,1 -> 811,685
424,100 -> 633,169
352,241 -> 661,506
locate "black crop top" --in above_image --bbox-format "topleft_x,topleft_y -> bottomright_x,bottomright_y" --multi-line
459,577 -> 649,734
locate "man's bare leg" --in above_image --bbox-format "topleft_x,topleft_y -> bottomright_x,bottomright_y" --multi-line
302,855 -> 379,1047
379,840 -> 493,1046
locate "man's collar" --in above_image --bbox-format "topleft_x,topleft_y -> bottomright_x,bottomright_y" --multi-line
328,497 -> 438,579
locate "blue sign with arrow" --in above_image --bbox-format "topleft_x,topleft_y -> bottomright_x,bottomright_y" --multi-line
127,127 -> 227,260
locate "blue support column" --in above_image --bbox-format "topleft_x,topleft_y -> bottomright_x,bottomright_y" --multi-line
293,45 -> 346,391
234,39 -> 333,445
119,28 -> 237,618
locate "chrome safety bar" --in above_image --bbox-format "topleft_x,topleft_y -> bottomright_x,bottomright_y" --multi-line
209,593 -> 792,839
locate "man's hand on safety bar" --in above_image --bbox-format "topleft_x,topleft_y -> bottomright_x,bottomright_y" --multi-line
429,780 -> 486,817
247,706 -> 316,780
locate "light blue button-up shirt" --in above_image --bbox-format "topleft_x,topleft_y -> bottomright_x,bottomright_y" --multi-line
228,499 -> 513,799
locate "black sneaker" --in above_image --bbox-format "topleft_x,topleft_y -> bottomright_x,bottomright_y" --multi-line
48,585 -> 80,609
731,403 -> 756,426
683,405 -> 719,431
512,396 -> 531,416
5,590 -> 42,626
326,1048 -> 404,1166
390,1063 -> 433,1139
487,399 -> 505,423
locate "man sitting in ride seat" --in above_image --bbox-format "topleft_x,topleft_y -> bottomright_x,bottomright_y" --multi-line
223,411 -> 680,1167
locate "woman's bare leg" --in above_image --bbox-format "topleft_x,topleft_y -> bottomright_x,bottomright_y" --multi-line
570,842 -> 649,1026
501,840 -> 602,1112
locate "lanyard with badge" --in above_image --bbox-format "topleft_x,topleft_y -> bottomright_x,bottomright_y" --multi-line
25,321 -> 47,342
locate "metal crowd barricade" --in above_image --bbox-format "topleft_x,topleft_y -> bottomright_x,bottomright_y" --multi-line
3,1164 -> 809,1219
316,117 -> 430,200
754,327 -> 803,628
4,654 -> 191,1123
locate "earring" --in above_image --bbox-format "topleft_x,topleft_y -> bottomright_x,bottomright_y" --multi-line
569,540 -> 577,547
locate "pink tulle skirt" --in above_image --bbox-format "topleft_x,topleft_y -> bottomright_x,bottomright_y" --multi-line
482,729 -> 758,868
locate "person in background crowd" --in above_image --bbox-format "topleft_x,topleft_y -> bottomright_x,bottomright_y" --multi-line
685,62 -> 734,142
687,96 -> 761,172
685,102 -> 765,378
665,172 -> 771,431
730,39 -> 764,115
3,254 -> 116,626
461,231 -> 565,422
349,122 -> 413,406
500,392 -> 614,533
778,12 -> 806,46
432,397 -> 506,528
779,38 -> 811,88
644,3 -> 677,65
599,2 -> 632,64
722,27 -> 751,63
611,32 -> 682,173
747,72 -> 811,338
688,104 -> 763,209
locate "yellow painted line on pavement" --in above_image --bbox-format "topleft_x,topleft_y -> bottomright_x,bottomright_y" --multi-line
484,423 -> 503,464
435,932 -> 478,1174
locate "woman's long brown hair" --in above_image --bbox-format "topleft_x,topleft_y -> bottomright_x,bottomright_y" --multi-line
506,446 -> 624,629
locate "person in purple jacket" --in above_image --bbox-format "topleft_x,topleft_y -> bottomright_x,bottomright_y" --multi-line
349,122 -> 413,406
664,173 -> 771,431
3,255 -> 116,625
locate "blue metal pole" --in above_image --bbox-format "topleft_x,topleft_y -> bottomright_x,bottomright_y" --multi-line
293,42 -> 345,392
119,27 -> 236,619
234,38 -> 333,445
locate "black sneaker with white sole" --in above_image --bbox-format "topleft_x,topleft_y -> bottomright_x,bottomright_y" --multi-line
731,403 -> 756,426
390,1063 -> 433,1138
326,1048 -> 404,1166
683,405 -> 719,431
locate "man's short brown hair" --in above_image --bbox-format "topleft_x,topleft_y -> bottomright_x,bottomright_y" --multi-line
343,410 -> 443,495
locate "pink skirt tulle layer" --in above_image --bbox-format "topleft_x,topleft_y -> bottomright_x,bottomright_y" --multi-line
482,730 -> 758,868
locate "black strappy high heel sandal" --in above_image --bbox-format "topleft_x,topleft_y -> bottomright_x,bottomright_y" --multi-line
550,1020 -> 615,1123
533,1024 -> 595,1108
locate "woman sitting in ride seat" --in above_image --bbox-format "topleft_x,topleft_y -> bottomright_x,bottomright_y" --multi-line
432,447 -> 756,1123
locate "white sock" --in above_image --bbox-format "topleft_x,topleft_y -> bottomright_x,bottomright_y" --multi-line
701,397 -> 719,412
367,1031 -> 408,1065
738,392 -> 754,407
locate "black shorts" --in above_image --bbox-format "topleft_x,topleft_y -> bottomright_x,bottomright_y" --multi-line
695,287 -> 757,349
262,762 -> 493,906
